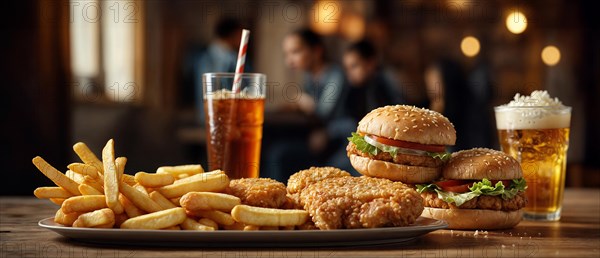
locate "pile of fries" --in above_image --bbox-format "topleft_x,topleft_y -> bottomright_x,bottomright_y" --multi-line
33,139 -> 308,231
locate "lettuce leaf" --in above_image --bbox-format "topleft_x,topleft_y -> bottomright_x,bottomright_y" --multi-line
416,178 -> 528,207
427,151 -> 452,161
347,132 -> 379,156
416,183 -> 439,193
435,189 -> 481,207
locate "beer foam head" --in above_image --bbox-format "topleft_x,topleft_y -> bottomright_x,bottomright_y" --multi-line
495,91 -> 571,130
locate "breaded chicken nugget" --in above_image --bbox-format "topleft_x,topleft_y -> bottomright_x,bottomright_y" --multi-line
226,178 -> 287,208
300,176 -> 423,229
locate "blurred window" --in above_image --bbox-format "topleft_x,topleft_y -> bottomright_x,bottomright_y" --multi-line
70,0 -> 141,103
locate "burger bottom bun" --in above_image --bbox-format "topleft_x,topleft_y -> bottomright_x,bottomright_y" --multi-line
422,207 -> 523,230
349,154 -> 440,184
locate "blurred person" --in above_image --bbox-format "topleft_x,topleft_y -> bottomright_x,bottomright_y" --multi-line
281,28 -> 345,121
193,17 -> 244,123
324,40 -> 406,173
264,29 -> 346,180
341,40 -> 404,121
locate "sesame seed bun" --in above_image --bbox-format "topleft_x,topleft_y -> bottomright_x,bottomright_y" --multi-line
442,148 -> 523,180
422,207 -> 523,230
357,105 -> 456,146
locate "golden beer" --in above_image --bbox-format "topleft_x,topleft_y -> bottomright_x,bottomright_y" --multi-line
495,104 -> 571,221
498,128 -> 569,214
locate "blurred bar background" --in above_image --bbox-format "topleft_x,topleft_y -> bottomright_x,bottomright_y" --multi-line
2,0 -> 599,194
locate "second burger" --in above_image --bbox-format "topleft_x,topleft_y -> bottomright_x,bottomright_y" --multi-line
346,105 -> 456,184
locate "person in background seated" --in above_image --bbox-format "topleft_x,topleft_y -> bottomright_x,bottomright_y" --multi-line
265,29 -> 345,181
282,28 -> 345,123
325,40 -> 406,173
340,40 -> 405,121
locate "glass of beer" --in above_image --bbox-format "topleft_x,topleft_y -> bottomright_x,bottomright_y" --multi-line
494,92 -> 571,221
203,73 -> 266,179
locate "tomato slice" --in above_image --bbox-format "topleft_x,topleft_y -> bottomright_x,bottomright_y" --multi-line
443,184 -> 471,193
434,180 -> 469,188
368,135 -> 446,153
435,180 -> 473,193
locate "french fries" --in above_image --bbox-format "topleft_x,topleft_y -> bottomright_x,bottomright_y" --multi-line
119,194 -> 146,218
61,195 -> 107,213
66,170 -> 85,184
78,184 -> 103,195
49,198 -> 66,205
181,218 -> 215,231
157,165 -> 203,177
102,139 -> 124,214
135,172 -> 174,188
189,210 -> 235,226
198,218 -> 219,229
34,187 -> 73,199
170,197 -> 181,206
120,207 -> 187,229
173,170 -> 224,185
119,181 -> 162,213
72,208 -> 115,228
115,157 -> 127,180
73,142 -> 104,173
68,163 -> 100,178
149,191 -> 214,231
180,192 -> 240,212
34,139 -> 315,232
82,176 -> 104,194
133,184 -> 149,195
243,225 -> 260,231
222,222 -> 246,230
158,172 -> 229,198
122,174 -> 137,186
54,209 -> 80,226
231,205 -> 309,227
32,157 -> 81,196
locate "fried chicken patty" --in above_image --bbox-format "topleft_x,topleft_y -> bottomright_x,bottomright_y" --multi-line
225,178 -> 287,208
300,176 -> 423,229
346,142 -> 443,168
421,191 -> 527,211
286,167 -> 352,210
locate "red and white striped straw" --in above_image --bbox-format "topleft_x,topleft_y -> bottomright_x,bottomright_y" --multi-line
232,29 -> 250,93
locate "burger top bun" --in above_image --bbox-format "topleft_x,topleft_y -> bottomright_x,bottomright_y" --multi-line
443,148 -> 523,180
357,105 -> 456,146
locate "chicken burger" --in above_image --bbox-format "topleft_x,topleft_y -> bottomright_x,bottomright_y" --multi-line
347,105 -> 456,184
417,148 -> 528,229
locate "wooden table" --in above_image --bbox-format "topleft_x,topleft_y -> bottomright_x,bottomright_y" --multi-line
1,189 -> 599,257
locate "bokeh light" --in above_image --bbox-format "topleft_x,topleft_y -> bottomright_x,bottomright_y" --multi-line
460,36 -> 480,57
506,11 -> 527,34
541,45 -> 561,66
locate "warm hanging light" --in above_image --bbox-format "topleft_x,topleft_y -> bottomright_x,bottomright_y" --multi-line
460,36 -> 480,57
310,0 -> 341,35
506,11 -> 527,34
541,45 -> 561,66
